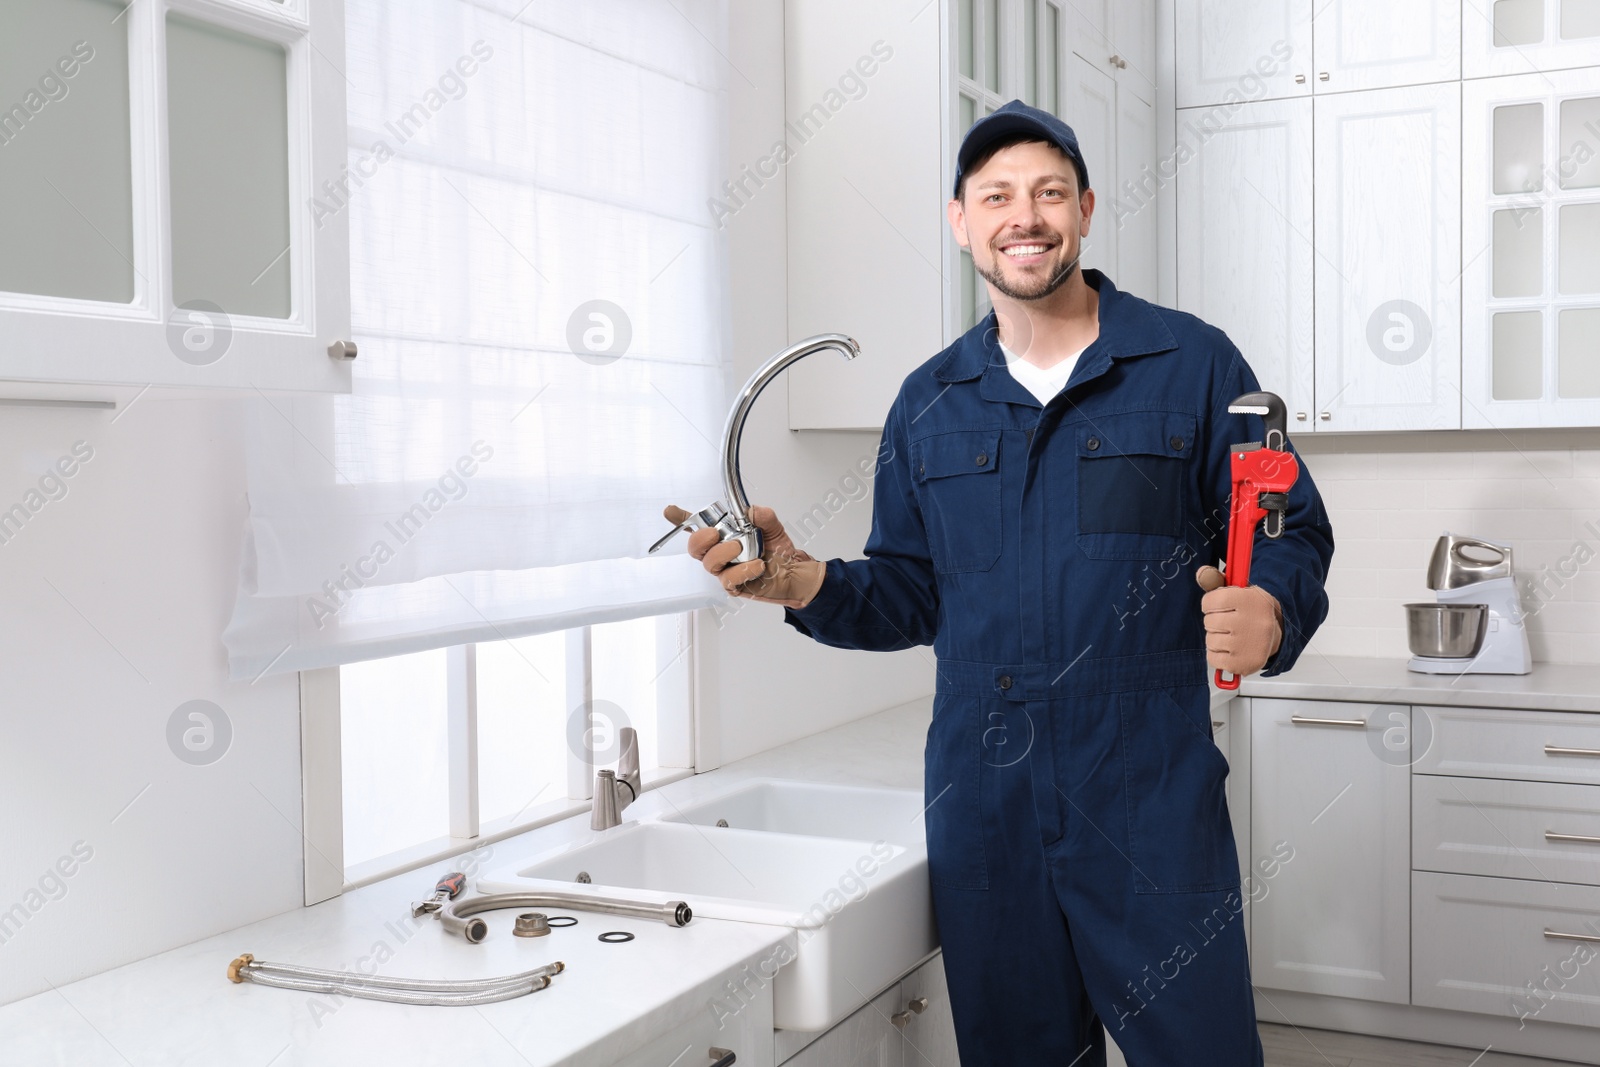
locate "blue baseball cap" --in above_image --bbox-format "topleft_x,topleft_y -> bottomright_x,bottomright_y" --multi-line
953,99 -> 1090,199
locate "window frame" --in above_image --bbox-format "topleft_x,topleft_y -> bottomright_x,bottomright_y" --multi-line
298,612 -> 699,903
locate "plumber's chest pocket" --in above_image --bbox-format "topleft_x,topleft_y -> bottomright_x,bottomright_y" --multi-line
912,429 -> 1002,573
1076,411 -> 1195,560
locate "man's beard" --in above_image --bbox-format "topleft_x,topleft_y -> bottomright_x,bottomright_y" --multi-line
975,241 -> 1081,301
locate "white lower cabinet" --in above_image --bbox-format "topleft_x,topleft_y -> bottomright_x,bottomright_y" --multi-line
1248,693 -> 1600,1055
1250,698 -> 1411,1003
778,953 -> 960,1067
613,990 -> 773,1067
1413,870 -> 1600,1028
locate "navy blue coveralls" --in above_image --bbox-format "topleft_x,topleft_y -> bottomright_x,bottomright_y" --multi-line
785,271 -> 1334,1066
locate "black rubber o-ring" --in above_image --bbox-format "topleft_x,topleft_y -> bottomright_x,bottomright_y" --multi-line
598,931 -> 635,943
544,916 -> 578,928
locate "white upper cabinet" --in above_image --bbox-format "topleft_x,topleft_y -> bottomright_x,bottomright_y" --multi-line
1313,83 -> 1462,431
1176,0 -> 1312,108
1177,0 -> 1461,108
784,0 -> 942,431
1313,0 -> 1462,92
1464,0 -> 1600,78
1072,0 -> 1157,102
1176,98 -> 1315,428
1065,53 -> 1117,278
1462,67 -> 1600,427
0,0 -> 351,392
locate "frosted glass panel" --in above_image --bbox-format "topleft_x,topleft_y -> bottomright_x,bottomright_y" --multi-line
1044,3 -> 1060,115
1494,0 -> 1545,45
167,14 -> 291,319
1562,0 -> 1600,38
1494,104 -> 1543,195
341,650 -> 448,866
1559,203 -> 1600,292
1024,0 -> 1038,105
1494,208 -> 1543,297
477,634 -> 568,824
959,0 -> 973,78
1559,308 -> 1600,396
985,0 -> 1000,91
0,0 -> 134,302
1493,311 -> 1544,400
1559,97 -> 1600,188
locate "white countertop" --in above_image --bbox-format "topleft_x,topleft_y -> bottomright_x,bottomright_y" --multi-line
1240,655 -> 1600,713
0,697 -> 936,1067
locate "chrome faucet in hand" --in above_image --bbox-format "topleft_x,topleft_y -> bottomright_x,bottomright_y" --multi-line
591,726 -> 641,830
647,333 -> 860,564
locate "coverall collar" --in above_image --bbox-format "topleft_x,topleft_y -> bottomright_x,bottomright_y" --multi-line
933,270 -> 1178,406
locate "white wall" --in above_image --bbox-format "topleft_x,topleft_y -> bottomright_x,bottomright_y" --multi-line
694,0 -> 937,770
0,398 -> 304,1006
1296,429 -> 1600,666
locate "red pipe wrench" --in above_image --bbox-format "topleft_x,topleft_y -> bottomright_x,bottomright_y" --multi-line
1215,391 -> 1298,690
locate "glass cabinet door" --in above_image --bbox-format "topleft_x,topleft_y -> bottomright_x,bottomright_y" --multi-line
0,0 -> 350,391
1463,67 -> 1600,427
1465,0 -> 1600,77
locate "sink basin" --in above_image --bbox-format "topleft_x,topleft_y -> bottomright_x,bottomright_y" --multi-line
658,778 -> 928,846
479,779 -> 935,1031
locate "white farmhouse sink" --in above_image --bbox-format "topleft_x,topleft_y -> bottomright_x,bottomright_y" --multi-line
658,779 -> 928,846
479,779 -> 934,1031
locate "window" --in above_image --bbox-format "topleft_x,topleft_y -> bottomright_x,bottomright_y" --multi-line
334,614 -> 694,888
949,0 -> 1066,336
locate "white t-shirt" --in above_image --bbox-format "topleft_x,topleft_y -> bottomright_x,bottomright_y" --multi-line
1000,340 -> 1087,406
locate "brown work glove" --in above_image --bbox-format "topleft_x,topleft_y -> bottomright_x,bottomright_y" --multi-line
673,504 -> 827,609
1196,565 -> 1284,678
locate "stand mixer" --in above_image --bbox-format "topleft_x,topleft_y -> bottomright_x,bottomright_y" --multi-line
1406,533 -> 1532,675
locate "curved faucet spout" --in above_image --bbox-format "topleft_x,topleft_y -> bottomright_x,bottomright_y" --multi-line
722,333 -> 860,536
645,333 -> 860,565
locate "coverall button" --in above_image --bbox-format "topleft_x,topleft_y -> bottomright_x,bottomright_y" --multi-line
998,674 -> 1013,690
975,452 -> 988,466
1171,435 -> 1185,450
1086,436 -> 1100,451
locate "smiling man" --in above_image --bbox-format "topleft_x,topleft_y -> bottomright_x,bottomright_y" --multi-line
683,99 -> 1334,1065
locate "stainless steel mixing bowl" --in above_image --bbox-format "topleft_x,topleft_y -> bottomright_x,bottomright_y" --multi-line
1405,602 -> 1488,658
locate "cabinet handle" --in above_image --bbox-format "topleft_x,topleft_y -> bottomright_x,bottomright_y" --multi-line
1109,53 -> 1128,69
328,340 -> 359,361
1545,928 -> 1600,944
891,1009 -> 913,1030
1294,74 -> 1306,84
1545,831 -> 1600,844
1295,411 -> 1308,421
1290,714 -> 1367,727
708,1048 -> 736,1066
1319,411 -> 1331,421
1545,744 -> 1600,758
1318,71 -> 1330,81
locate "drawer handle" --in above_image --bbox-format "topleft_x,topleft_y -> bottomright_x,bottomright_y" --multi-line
1291,715 -> 1367,727
1545,744 -> 1600,758
708,1048 -> 736,1067
1545,831 -> 1600,845
1545,928 -> 1600,945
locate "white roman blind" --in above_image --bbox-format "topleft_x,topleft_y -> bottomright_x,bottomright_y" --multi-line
223,0 -> 729,680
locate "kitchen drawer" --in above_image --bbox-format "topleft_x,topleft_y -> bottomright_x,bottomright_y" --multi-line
612,1005 -> 763,1067
1412,705 -> 1600,786
1413,871 -> 1600,1029
1415,775 -> 1600,886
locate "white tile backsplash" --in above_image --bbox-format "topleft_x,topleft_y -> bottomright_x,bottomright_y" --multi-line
1296,429 -> 1600,665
